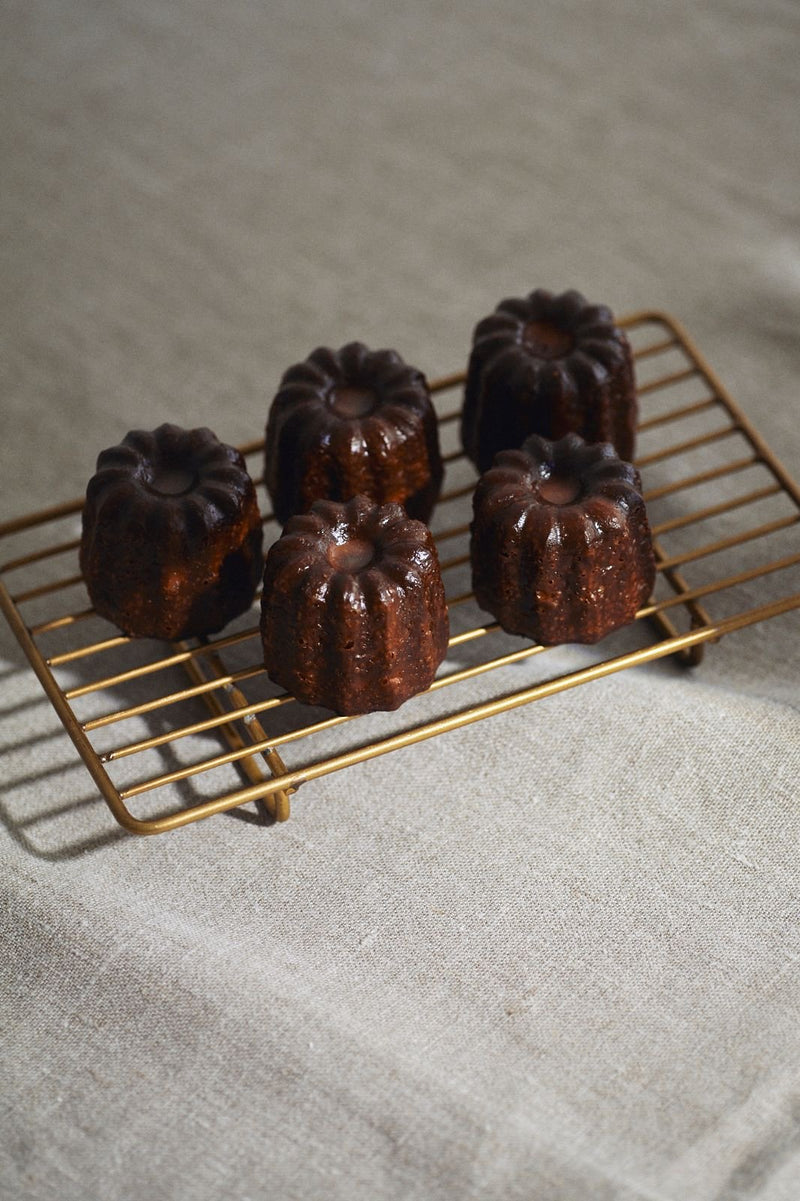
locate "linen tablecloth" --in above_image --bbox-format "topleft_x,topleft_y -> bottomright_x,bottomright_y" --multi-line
2,3 -> 799,1198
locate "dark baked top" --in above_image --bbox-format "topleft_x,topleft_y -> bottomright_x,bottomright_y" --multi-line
470,431 -> 655,644
83,423 -> 257,540
261,493 -> 449,713
263,493 -> 445,613
265,342 -> 441,523
474,430 -> 647,526
80,423 -> 263,639
463,289 -> 636,468
467,289 -> 630,393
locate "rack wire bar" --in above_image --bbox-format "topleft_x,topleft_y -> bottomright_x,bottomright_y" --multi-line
2,311 -> 799,836
650,484 -> 783,536
638,397 -> 718,432
176,639 -> 293,822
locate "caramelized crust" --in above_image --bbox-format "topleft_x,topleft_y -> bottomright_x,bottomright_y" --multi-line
261,494 -> 449,714
471,433 -> 655,645
265,342 -> 443,525
463,289 -> 637,472
80,424 -> 263,639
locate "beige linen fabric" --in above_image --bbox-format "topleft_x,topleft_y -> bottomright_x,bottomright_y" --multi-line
2,2 -> 799,1198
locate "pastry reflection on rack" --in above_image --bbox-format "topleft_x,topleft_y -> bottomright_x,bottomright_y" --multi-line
1,311 -> 799,837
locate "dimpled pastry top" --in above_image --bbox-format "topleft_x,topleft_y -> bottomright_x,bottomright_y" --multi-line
80,423 -> 263,640
265,342 -> 443,525
462,289 -> 637,473
470,432 -> 655,645
261,494 -> 449,715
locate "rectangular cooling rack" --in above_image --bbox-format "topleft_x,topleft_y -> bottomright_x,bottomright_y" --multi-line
2,311 -> 799,835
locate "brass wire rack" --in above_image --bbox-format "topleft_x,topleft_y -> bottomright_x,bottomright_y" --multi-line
2,311 -> 799,835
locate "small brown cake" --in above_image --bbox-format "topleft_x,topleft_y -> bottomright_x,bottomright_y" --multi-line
462,289 -> 637,472
470,433 -> 655,645
80,424 -> 263,640
261,494 -> 449,715
265,342 -> 443,525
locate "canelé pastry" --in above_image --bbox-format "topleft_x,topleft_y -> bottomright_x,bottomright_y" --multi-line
470,433 -> 655,645
462,289 -> 637,472
265,342 -> 443,525
80,424 -> 263,640
261,494 -> 449,715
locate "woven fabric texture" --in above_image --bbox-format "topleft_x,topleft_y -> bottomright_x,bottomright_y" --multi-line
2,2 -> 799,1198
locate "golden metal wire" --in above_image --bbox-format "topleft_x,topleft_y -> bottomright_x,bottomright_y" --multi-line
1,311 -> 799,835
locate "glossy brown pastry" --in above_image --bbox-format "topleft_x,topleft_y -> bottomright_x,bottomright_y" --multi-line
462,289 -> 637,472
261,494 -> 449,714
265,342 -> 443,525
470,433 -> 655,645
80,424 -> 263,640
